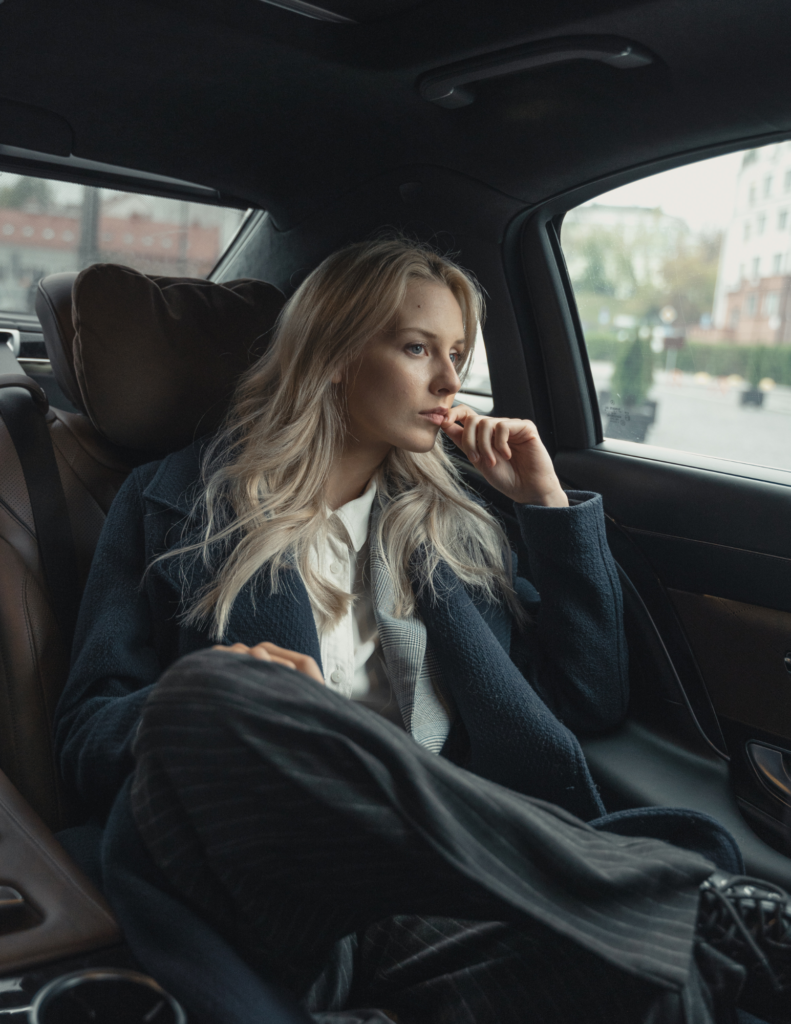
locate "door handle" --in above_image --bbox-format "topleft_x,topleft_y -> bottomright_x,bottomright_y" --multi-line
0,886 -> 25,914
746,741 -> 791,805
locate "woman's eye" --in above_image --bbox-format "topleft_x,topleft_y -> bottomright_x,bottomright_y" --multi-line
407,343 -> 426,355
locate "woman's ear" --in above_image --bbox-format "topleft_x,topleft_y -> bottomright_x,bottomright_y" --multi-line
331,369 -> 343,384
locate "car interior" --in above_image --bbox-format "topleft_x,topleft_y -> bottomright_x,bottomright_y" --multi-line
0,0 -> 789,1017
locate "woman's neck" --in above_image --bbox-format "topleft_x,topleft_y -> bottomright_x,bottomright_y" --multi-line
326,445 -> 389,510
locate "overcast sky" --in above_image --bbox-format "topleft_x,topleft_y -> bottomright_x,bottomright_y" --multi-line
581,150 -> 743,234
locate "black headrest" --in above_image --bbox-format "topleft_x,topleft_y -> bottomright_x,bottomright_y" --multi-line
36,264 -> 285,454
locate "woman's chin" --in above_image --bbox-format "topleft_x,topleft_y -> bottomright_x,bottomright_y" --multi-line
393,430 -> 441,455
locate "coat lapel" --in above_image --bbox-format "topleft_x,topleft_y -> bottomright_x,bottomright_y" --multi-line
369,534 -> 425,734
368,514 -> 452,748
224,567 -> 321,668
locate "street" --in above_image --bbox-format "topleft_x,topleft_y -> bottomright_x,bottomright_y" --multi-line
591,361 -> 791,473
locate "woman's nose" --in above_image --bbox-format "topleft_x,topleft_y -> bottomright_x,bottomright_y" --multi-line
433,357 -> 461,395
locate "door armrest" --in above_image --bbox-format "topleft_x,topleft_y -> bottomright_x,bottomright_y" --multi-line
582,720 -> 791,890
0,768 -> 119,973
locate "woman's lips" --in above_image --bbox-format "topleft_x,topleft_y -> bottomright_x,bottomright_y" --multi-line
419,411 -> 447,426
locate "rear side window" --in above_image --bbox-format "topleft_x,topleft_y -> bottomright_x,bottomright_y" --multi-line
561,143 -> 791,473
0,172 -> 248,315
458,325 -> 493,413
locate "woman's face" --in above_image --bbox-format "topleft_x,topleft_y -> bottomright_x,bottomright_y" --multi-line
342,278 -> 466,459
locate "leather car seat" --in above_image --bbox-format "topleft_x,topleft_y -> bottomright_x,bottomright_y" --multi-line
0,265 -> 284,830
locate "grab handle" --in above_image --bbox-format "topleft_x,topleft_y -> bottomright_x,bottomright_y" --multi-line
419,35 -> 654,108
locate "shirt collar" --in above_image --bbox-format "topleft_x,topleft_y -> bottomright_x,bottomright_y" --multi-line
333,478 -> 377,553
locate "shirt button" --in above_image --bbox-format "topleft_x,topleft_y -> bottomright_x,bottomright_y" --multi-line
330,668 -> 346,685
330,561 -> 342,575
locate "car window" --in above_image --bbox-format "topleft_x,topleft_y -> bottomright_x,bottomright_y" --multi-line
0,172 -> 249,315
458,325 -> 493,413
561,143 -> 791,472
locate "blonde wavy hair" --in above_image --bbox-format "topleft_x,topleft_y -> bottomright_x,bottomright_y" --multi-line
166,237 -> 524,639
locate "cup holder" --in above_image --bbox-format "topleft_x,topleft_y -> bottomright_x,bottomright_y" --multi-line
28,967 -> 187,1023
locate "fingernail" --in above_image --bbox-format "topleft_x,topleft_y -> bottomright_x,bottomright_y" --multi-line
470,451 -> 479,462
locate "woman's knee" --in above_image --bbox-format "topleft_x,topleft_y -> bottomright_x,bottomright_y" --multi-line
590,806 -> 744,874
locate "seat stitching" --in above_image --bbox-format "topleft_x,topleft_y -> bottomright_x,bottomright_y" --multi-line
0,495 -> 34,538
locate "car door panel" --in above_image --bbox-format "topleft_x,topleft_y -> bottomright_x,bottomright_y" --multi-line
625,532 -> 791,614
601,514 -> 727,753
556,448 -> 791,565
506,182 -> 791,875
555,445 -> 791,856
581,721 -> 791,887
668,590 -> 791,743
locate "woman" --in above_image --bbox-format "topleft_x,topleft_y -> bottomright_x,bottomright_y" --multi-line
55,239 -> 763,1024
57,237 -> 626,824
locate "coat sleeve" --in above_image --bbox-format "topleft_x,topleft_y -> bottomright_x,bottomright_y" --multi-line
54,468 -> 166,818
510,490 -> 628,734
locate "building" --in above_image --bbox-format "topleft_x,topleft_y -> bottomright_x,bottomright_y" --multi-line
563,202 -> 688,299
0,186 -> 246,313
711,142 -> 791,344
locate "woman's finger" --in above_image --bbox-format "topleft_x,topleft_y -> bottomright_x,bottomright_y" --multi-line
443,403 -> 472,425
257,643 -> 324,684
256,642 -> 303,659
440,420 -> 464,447
494,420 -> 512,460
212,642 -> 252,656
439,404 -> 475,451
461,409 -> 480,462
265,655 -> 298,670
477,417 -> 497,468
289,655 -> 324,684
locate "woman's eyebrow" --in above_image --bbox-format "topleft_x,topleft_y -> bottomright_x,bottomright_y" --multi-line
396,326 -> 467,348
396,326 -> 437,338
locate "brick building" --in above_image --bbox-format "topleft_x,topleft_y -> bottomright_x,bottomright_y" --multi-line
0,186 -> 245,312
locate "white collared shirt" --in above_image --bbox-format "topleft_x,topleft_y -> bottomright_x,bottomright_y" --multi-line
306,481 -> 404,728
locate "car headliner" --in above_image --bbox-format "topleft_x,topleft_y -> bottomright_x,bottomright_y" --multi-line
1,0 -> 788,227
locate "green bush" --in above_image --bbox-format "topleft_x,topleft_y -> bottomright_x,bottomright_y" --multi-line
673,343 -> 791,386
583,335 -> 791,387
584,332 -> 622,362
610,336 -> 655,407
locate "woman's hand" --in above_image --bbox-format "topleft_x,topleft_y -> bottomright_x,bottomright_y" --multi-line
441,405 -> 568,507
212,641 -> 324,684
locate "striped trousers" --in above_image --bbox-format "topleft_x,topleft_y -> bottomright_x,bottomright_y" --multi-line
129,650 -> 743,1024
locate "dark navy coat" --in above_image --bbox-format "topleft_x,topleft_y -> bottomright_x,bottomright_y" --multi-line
55,440 -> 628,824
53,445 -> 749,1024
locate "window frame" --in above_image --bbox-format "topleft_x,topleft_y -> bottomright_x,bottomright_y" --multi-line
0,162 -> 255,321
506,130 -> 791,488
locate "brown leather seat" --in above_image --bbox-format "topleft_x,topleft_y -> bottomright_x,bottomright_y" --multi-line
0,265 -> 285,830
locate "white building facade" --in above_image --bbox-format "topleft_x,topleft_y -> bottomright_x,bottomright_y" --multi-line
712,142 -> 791,344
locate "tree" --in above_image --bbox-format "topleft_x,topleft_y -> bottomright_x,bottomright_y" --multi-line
576,233 -> 617,295
610,336 -> 655,407
0,176 -> 54,211
564,209 -> 722,330
746,346 -> 767,388
658,231 -> 722,328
